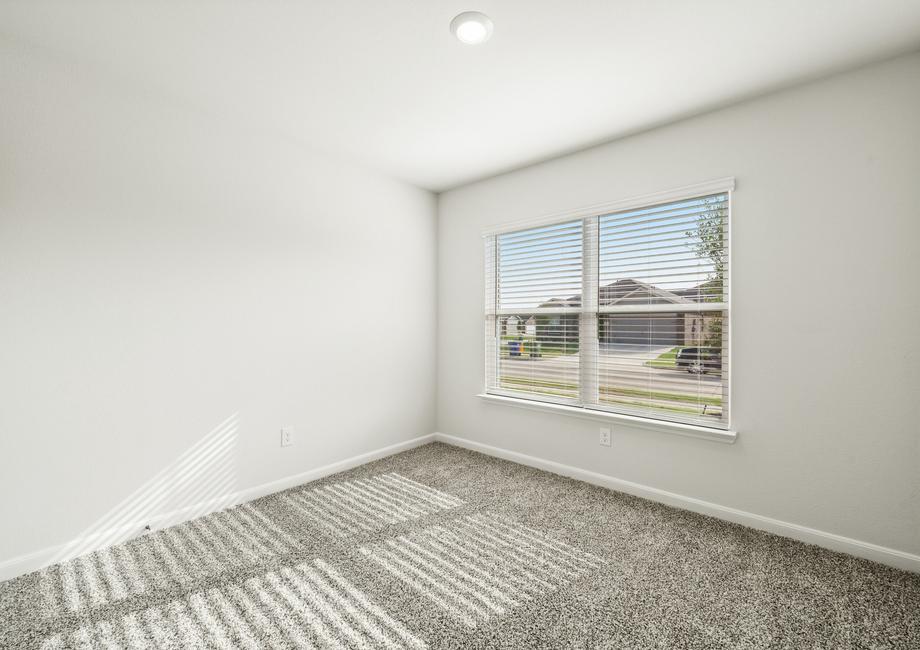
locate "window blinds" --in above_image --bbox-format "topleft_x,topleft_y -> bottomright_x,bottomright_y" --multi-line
487,221 -> 583,402
484,189 -> 730,430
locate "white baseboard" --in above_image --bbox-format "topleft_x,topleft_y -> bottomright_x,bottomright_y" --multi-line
0,433 -> 436,583
432,432 -> 920,574
4,430 -> 916,582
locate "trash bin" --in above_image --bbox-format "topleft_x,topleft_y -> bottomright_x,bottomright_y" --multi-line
529,341 -> 542,358
508,340 -> 521,357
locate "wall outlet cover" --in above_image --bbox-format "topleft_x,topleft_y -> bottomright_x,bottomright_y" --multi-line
599,427 -> 611,447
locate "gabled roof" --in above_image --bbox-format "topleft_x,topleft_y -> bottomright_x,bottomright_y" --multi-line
538,278 -> 699,309
599,278 -> 693,306
539,296 -> 583,309
674,278 -> 724,302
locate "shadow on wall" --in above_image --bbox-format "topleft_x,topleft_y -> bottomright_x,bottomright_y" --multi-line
36,412 -> 264,618
49,412 -> 242,565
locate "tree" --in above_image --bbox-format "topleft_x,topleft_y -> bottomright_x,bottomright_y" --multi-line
686,197 -> 727,349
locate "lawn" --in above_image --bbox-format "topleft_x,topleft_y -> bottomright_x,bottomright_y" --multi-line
645,346 -> 680,369
601,385 -> 722,407
498,375 -> 723,412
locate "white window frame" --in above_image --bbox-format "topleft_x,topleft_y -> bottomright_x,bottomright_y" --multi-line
481,178 -> 737,443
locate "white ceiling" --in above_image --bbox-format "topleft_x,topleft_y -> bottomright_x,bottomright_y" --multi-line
2,1 -> 919,191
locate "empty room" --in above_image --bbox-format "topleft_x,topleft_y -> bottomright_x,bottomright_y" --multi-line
1,1 -> 919,648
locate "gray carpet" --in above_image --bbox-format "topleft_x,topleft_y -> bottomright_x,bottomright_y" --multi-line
1,442 -> 918,649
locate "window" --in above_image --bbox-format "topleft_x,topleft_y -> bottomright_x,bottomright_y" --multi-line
484,183 -> 730,430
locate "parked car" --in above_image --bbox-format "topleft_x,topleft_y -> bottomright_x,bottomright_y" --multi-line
675,347 -> 722,373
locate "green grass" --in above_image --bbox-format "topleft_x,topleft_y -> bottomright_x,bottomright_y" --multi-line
498,375 -> 723,413
645,346 -> 680,369
599,395 -> 722,416
497,376 -> 578,398
602,385 -> 722,406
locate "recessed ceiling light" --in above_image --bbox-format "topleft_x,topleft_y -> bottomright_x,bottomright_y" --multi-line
450,11 -> 493,45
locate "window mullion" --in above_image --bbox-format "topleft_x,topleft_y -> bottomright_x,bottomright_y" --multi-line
579,217 -> 598,407
484,235 -> 498,393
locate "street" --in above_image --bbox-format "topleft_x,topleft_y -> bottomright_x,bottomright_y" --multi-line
499,344 -> 724,402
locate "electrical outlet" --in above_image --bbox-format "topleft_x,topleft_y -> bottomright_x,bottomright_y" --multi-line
281,426 -> 294,447
599,427 -> 611,447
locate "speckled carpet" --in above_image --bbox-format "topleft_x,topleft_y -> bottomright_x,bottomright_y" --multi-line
1,442 -> 918,649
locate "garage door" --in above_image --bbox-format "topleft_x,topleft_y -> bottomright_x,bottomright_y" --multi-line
605,314 -> 681,346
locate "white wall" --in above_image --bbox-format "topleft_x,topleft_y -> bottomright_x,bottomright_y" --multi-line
438,52 -> 920,556
0,40 -> 437,564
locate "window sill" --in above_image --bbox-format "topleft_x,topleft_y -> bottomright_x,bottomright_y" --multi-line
476,393 -> 738,444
